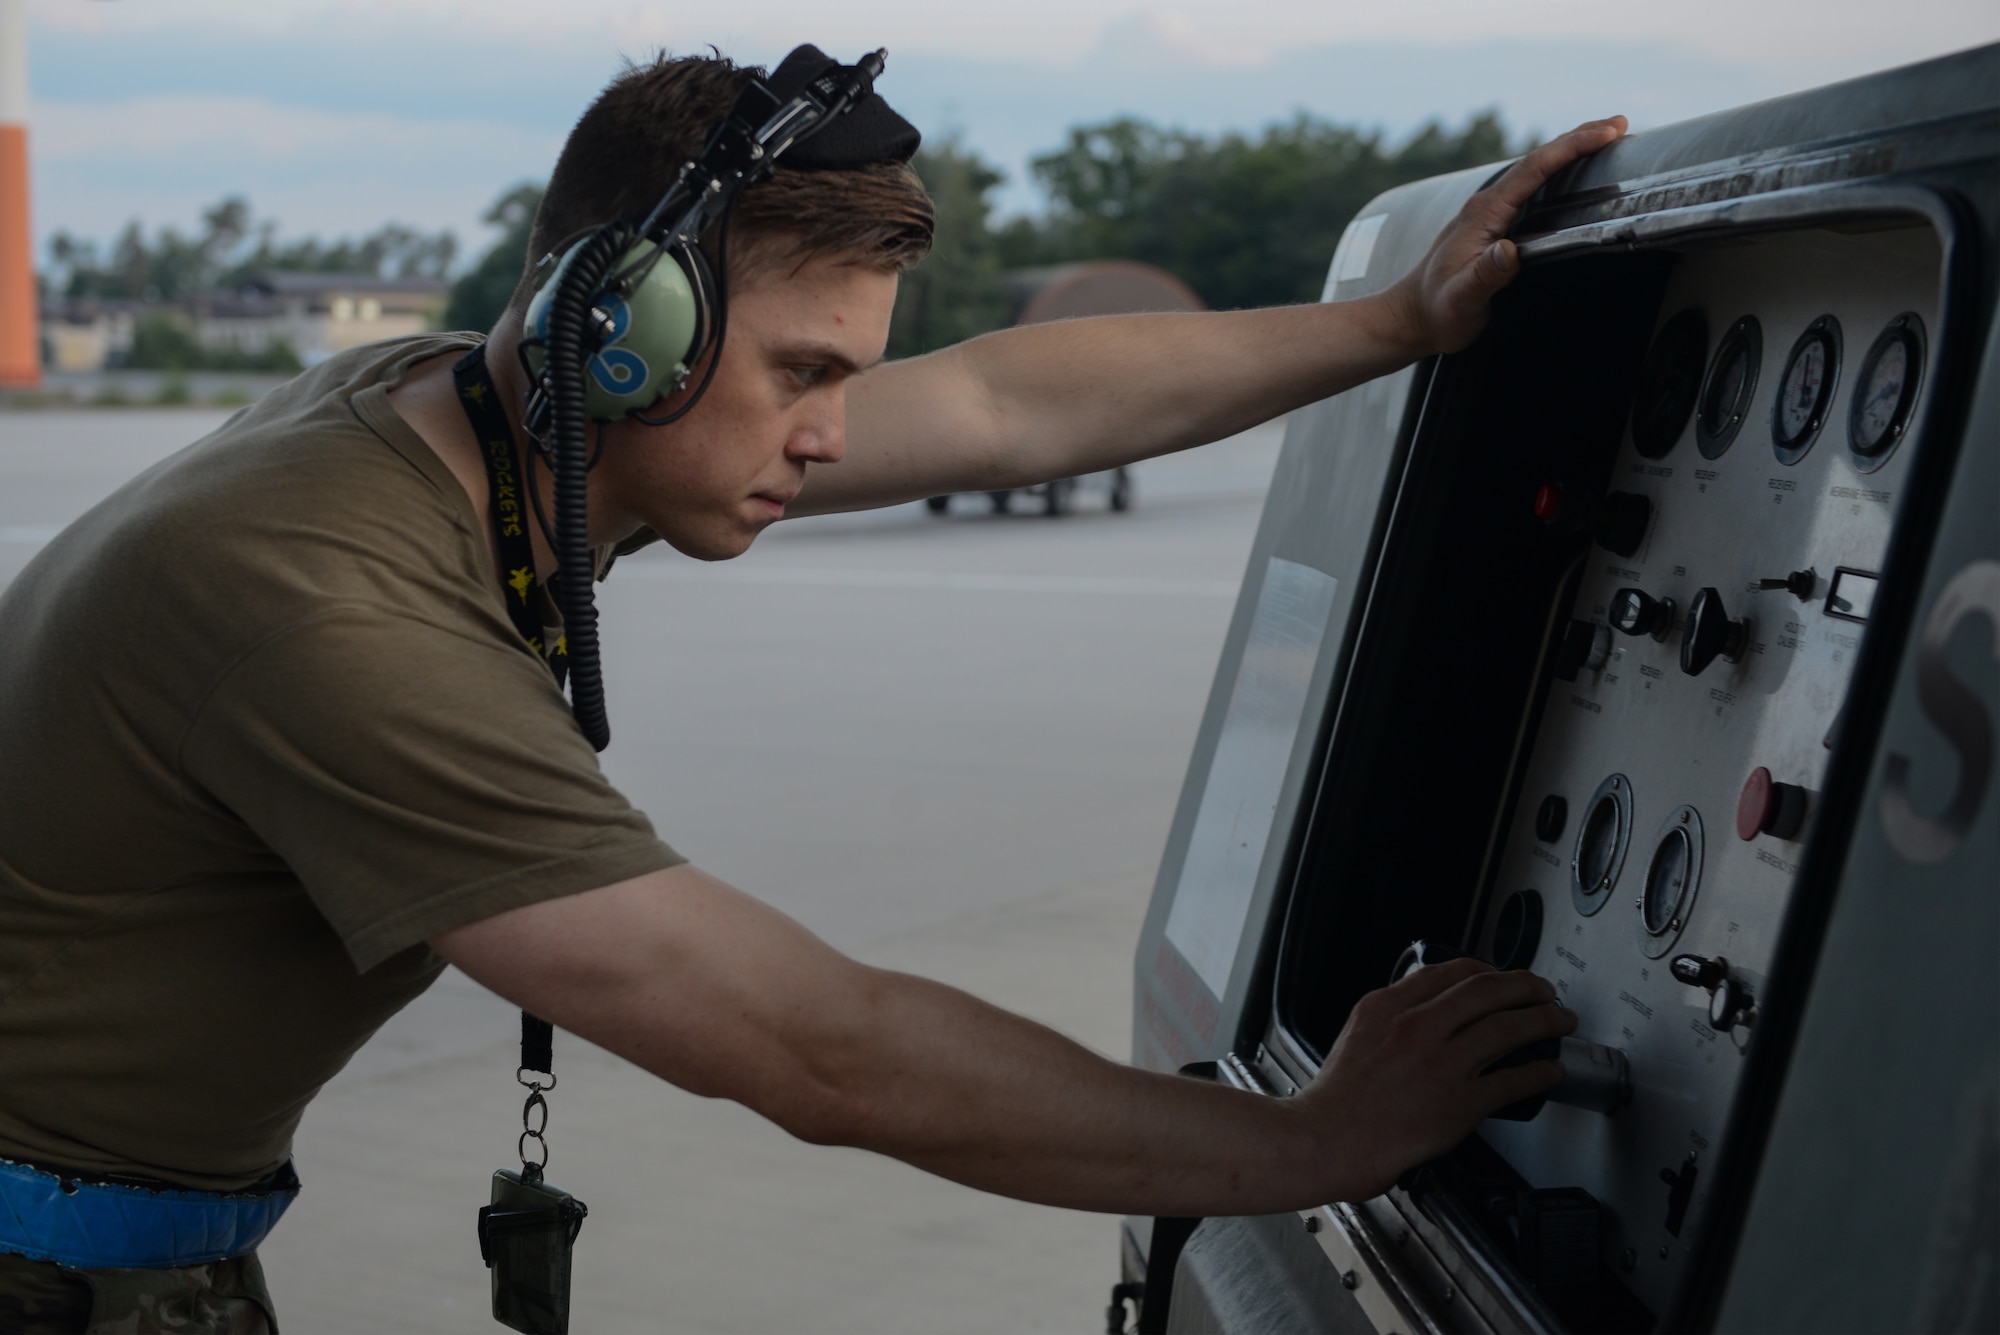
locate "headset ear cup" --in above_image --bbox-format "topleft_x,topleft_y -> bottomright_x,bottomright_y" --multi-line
670,240 -> 717,373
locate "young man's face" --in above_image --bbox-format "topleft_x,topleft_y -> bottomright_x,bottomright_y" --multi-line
593,251 -> 897,561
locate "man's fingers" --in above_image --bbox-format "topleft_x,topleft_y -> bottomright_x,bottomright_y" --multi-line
1472,1058 -> 1565,1118
1488,116 -> 1628,212
1466,239 -> 1518,296
1410,968 -> 1559,1036
1459,999 -> 1579,1073
1383,956 -> 1493,1010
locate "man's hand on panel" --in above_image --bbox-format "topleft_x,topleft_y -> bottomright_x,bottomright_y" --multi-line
1389,116 -> 1629,357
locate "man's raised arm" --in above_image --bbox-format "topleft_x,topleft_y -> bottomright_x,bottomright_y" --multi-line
432,864 -> 1574,1216
796,117 -> 1625,517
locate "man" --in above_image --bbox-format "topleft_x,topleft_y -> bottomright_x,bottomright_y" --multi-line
0,46 -> 1622,1333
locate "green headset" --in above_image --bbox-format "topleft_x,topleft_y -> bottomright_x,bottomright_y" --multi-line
516,46 -> 912,751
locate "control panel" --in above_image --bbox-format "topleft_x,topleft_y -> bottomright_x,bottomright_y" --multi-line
1127,45 -> 1997,1335
1474,222 -> 1941,1316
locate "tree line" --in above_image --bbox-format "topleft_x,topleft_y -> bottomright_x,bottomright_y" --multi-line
42,112 -> 1521,369
439,111 -> 1521,358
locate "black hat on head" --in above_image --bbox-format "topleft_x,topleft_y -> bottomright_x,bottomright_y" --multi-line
764,44 -> 922,169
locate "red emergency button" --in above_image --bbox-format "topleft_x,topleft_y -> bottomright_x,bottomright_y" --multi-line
1533,484 -> 1563,522
1737,767 -> 1808,841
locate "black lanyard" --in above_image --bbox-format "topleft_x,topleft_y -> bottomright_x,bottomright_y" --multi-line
452,346 -> 568,688
450,346 -> 562,1127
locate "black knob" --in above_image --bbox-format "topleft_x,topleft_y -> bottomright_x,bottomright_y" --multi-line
1670,953 -> 1727,989
1594,491 -> 1653,558
1609,587 -> 1676,638
1680,587 -> 1749,676
1534,795 -> 1568,843
1552,618 -> 1612,682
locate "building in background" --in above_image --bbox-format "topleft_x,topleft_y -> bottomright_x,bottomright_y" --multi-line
38,272 -> 446,374
188,273 -> 446,364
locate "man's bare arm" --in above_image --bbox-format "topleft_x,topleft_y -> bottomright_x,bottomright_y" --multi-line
797,117 -> 1626,517
433,864 -> 1573,1216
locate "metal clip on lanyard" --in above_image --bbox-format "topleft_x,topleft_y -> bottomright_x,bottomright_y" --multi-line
454,345 -> 589,1334
517,1012 -> 557,1172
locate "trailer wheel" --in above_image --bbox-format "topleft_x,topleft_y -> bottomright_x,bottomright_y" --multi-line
1108,468 -> 1133,512
989,490 -> 1012,514
925,495 -> 950,515
1044,477 -> 1075,517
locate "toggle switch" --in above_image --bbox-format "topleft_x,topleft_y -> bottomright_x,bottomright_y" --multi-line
1756,567 -> 1817,601
1737,767 -> 1809,840
1609,587 -> 1677,639
1660,1152 -> 1699,1238
1680,587 -> 1750,676
1671,953 -> 1757,1030
1552,618 -> 1614,681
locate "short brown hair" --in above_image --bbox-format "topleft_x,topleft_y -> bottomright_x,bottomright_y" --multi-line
515,53 -> 934,311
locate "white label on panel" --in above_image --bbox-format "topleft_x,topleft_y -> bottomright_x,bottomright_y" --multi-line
1322,213 -> 1388,299
1165,557 -> 1339,998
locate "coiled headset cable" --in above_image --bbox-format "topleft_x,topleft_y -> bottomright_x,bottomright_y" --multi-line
522,50 -> 887,752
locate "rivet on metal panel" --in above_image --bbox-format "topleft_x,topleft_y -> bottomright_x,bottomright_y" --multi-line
1442,1286 -> 1456,1303
1396,1230 -> 1410,1246
1659,1245 -> 1671,1260
1341,1271 -> 1360,1291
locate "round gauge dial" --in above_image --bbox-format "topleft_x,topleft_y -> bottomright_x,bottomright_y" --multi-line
1631,309 -> 1707,460
1570,773 -> 1632,917
1696,316 -> 1762,460
1637,806 -> 1704,959
1772,316 -> 1841,465
1850,313 -> 1925,472
1642,828 -> 1691,933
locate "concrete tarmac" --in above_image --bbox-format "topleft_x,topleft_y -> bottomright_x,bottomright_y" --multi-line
0,406 -> 1282,1333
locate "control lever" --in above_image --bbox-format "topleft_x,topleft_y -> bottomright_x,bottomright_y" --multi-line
1390,942 -> 1631,1121
1680,586 -> 1750,675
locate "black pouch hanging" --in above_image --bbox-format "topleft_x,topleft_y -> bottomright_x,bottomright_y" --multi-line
479,1164 -> 588,1335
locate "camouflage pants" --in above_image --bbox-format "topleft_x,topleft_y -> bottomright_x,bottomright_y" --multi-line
0,1251 -> 275,1335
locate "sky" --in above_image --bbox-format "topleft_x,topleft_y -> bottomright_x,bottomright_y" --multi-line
17,0 -> 2000,271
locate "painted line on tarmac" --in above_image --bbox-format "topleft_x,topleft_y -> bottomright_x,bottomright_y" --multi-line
612,564 -> 1238,598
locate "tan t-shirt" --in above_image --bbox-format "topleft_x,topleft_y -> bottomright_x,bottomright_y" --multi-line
0,336 -> 683,1190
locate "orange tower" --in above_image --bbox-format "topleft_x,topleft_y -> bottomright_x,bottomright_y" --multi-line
0,0 -> 38,388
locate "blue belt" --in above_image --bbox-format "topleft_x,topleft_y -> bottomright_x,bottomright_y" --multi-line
0,1156 -> 297,1270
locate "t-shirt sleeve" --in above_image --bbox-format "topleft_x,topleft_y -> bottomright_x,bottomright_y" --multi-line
180,604 -> 684,971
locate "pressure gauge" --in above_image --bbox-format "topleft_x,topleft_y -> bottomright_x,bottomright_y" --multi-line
1637,805 -> 1704,959
1849,312 -> 1926,473
1631,308 -> 1707,460
1571,773 -> 1633,917
1772,315 -> 1841,465
1696,316 -> 1762,460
